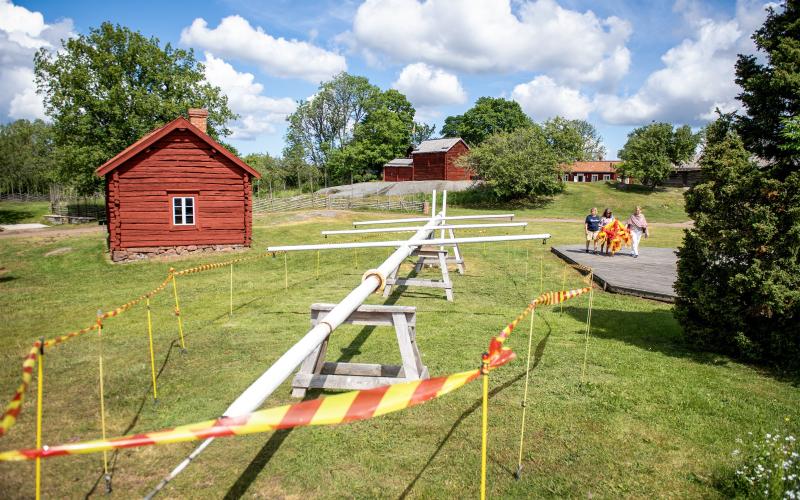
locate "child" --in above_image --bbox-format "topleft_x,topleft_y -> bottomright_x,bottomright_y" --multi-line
584,207 -> 601,254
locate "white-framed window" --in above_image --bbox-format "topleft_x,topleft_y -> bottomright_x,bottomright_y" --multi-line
575,174 -> 584,182
591,174 -> 599,182
603,174 -> 611,181
172,196 -> 195,225
563,174 -> 569,181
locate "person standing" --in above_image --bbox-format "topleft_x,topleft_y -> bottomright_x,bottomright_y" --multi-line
626,206 -> 649,258
599,208 -> 615,255
584,207 -> 601,254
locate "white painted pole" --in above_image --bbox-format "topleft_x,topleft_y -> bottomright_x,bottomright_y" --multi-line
440,191 -> 447,250
353,213 -> 515,226
147,192 -> 445,498
267,233 -> 550,252
321,222 -> 528,236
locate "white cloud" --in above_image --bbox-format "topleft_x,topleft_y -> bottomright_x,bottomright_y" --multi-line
344,0 -> 631,86
202,53 -> 296,140
596,0 -> 771,125
0,0 -> 72,120
392,63 -> 466,108
512,75 -> 593,120
181,16 -> 347,83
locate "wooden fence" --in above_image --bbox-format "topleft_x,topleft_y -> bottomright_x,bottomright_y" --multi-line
252,194 -> 424,213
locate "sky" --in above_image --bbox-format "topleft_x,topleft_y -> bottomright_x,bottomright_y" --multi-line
0,0 -> 776,159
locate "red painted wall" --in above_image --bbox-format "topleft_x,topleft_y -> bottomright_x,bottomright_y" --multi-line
383,166 -> 413,181
411,141 -> 472,181
105,130 -> 253,250
444,141 -> 472,180
564,172 -> 617,182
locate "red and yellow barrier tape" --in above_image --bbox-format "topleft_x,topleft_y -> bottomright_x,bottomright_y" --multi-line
0,285 -> 592,460
0,253 -> 279,438
0,369 -> 480,461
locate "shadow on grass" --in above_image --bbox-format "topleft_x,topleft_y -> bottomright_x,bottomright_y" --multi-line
0,208 -> 36,224
83,339 -> 183,498
399,318 -> 553,498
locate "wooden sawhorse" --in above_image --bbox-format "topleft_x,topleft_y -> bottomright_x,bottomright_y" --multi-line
383,245 -> 454,301
291,303 -> 428,397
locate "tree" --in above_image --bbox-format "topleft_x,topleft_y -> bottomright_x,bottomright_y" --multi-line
456,125 -> 564,201
34,22 -> 235,193
0,119 -> 56,194
441,97 -> 532,146
735,0 -> 800,177
675,1 -> 800,368
543,117 -> 606,164
329,89 -> 416,184
411,122 -> 436,146
617,123 -> 700,189
285,73 -> 381,187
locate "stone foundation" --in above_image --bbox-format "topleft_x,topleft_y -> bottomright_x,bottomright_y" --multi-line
111,244 -> 246,263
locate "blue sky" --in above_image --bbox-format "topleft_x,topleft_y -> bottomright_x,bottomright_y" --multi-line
0,0 -> 773,159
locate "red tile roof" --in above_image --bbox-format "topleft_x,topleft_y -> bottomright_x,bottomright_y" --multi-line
561,161 -> 621,173
95,116 -> 260,178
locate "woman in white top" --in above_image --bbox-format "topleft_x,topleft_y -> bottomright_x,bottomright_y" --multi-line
626,206 -> 649,258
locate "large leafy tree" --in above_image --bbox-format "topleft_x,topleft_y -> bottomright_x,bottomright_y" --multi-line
675,1 -> 800,368
543,117 -> 607,163
0,119 -> 56,194
617,123 -> 700,189
34,22 -> 235,193
456,125 -> 563,201
285,73 -> 380,187
286,74 -> 419,186
441,97 -> 532,146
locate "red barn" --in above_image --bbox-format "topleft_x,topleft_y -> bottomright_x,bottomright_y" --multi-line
382,138 -> 472,181
382,158 -> 414,181
96,109 -> 261,262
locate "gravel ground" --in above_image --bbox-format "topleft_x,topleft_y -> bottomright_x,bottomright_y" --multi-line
316,180 -> 479,198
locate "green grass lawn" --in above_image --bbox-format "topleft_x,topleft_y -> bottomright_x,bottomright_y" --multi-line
0,210 -> 796,498
0,202 -> 50,225
449,182 -> 690,223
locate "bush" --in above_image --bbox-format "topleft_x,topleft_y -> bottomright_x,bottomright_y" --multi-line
674,118 -> 800,366
456,126 -> 564,202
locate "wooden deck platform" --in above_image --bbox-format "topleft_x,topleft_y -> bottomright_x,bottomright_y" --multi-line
551,244 -> 677,302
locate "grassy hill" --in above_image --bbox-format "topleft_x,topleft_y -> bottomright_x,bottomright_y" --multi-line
449,182 -> 690,223
0,205 -> 796,498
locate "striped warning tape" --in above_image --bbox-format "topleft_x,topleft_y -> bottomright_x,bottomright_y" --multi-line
0,369 -> 480,461
0,285 -> 592,459
0,252 -> 284,439
488,287 -> 591,363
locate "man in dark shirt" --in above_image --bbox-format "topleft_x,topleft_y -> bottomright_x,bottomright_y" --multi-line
585,207 -> 601,254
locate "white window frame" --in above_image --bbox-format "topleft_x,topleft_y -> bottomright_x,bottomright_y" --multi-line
575,174 -> 584,182
172,196 -> 195,226
591,174 -> 599,182
563,174 -> 569,181
603,174 -> 611,181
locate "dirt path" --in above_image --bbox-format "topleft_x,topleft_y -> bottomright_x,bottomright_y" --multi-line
0,224 -> 104,239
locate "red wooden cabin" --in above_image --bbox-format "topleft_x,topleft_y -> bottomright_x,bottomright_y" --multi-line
96,109 -> 261,262
561,161 -> 621,182
382,138 -> 472,181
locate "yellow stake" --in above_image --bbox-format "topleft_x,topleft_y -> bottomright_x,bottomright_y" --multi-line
284,253 -> 288,290
480,353 -> 490,500
96,313 -> 109,489
316,250 -> 320,280
525,247 -> 529,280
581,273 -> 595,384
35,338 -> 43,500
229,262 -> 234,317
170,270 -> 187,351
515,309 -> 536,479
146,298 -> 158,402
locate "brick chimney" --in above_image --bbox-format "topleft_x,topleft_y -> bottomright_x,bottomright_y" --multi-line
187,108 -> 208,134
